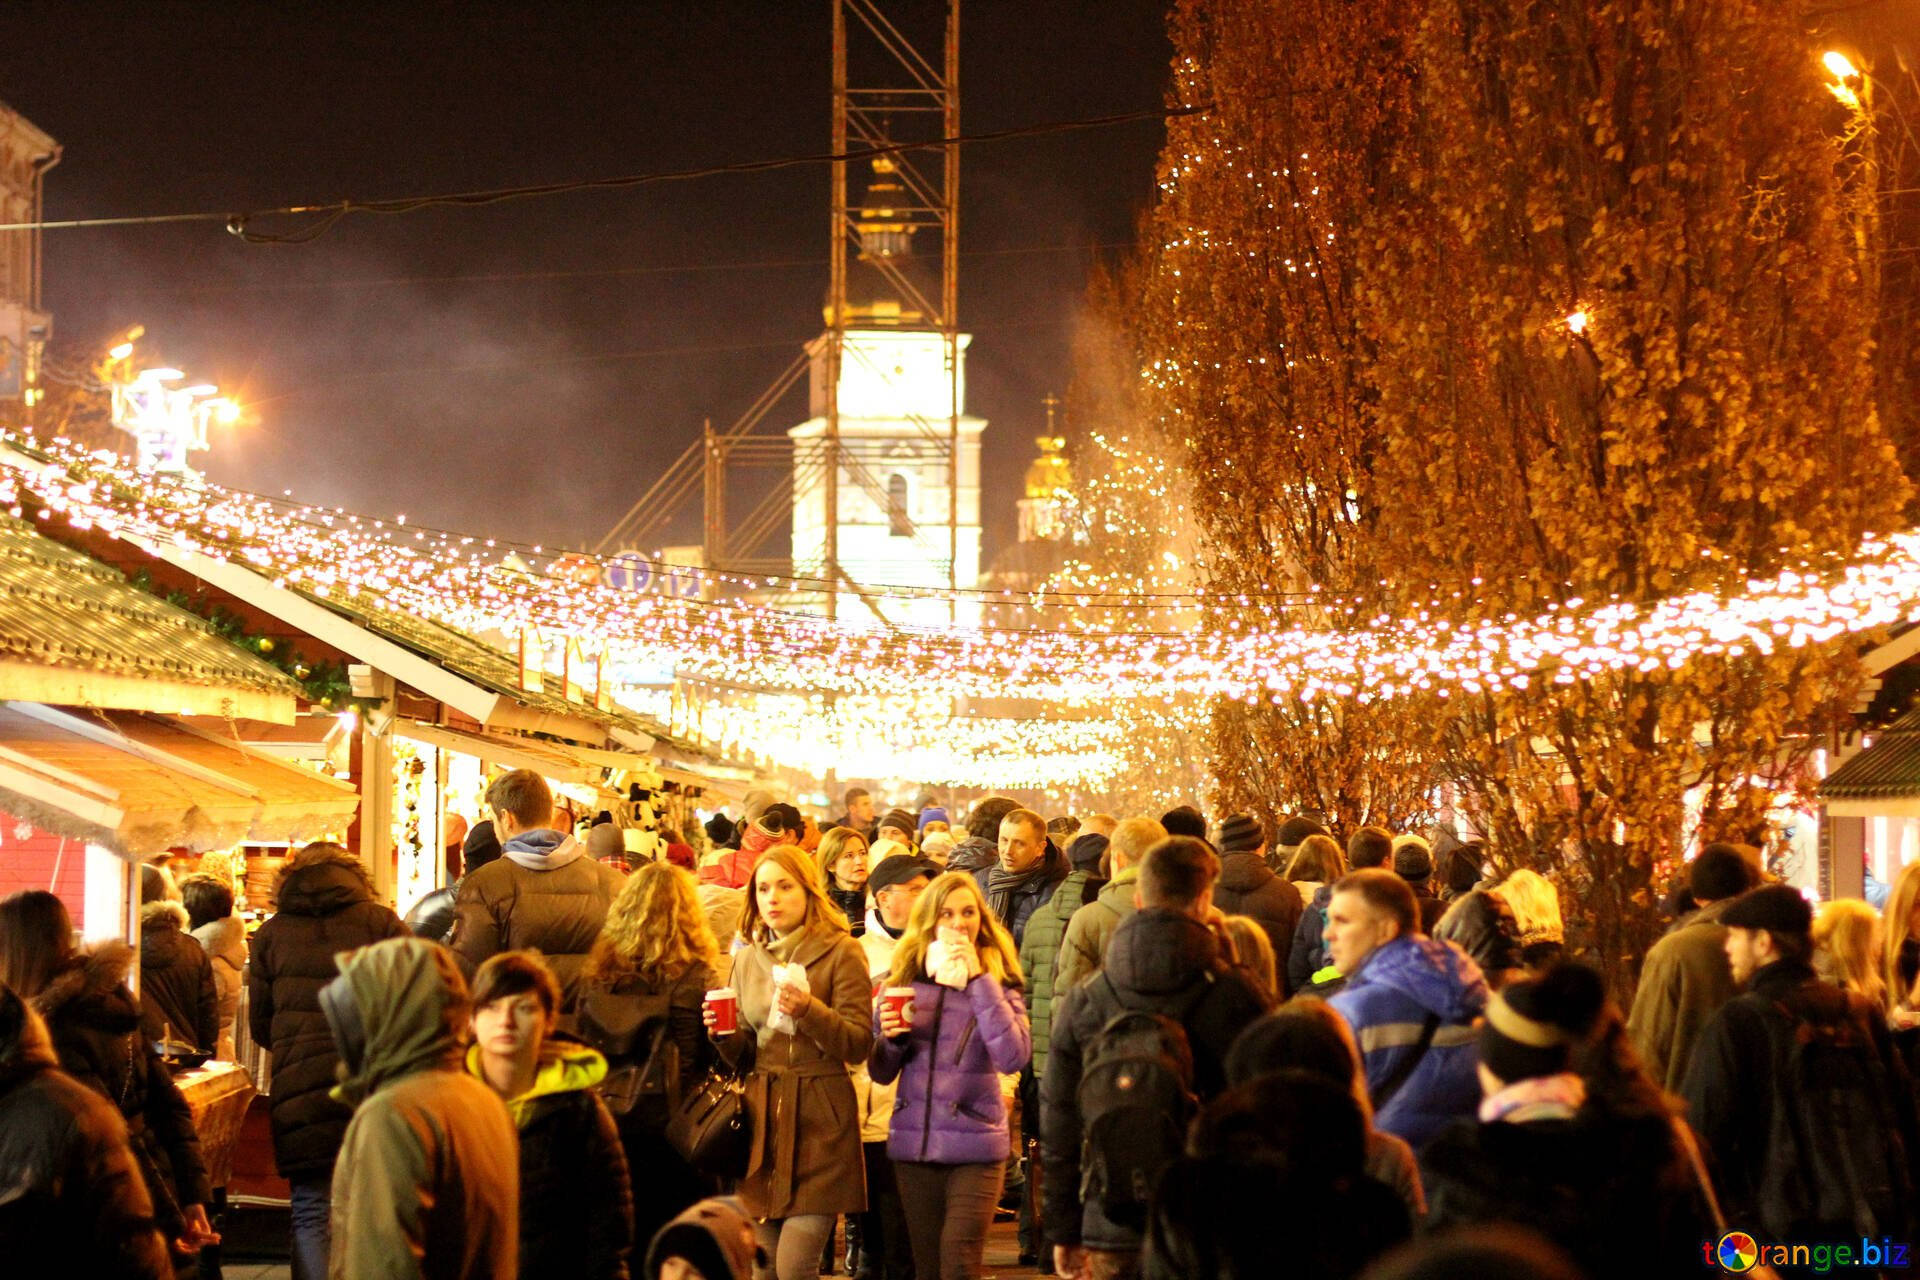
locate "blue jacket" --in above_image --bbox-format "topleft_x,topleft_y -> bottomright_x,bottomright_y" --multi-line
869,974 -> 1031,1165
1329,936 -> 1487,1150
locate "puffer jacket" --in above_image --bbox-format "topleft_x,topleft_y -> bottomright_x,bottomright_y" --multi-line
190,913 -> 247,1059
969,841 -> 1068,949
1019,867 -> 1098,1077
945,835 -> 998,877
34,944 -> 212,1237
465,1040 -> 632,1280
1328,936 -> 1488,1150
249,847 -> 411,1180
403,884 -> 459,944
870,973 -> 1031,1165
1429,888 -> 1521,980
328,938 -> 518,1280
137,900 -> 219,1054
450,831 -> 625,1005
0,984 -> 171,1279
1042,907 -> 1270,1250
1212,853 -> 1305,993
1054,865 -> 1140,993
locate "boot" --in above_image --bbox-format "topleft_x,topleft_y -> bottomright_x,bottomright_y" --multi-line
845,1215 -> 866,1278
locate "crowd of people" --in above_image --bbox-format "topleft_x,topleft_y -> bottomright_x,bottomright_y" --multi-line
3,773 -> 1920,1280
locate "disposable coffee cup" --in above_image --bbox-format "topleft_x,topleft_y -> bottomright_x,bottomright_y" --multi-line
705,987 -> 739,1035
880,986 -> 915,1029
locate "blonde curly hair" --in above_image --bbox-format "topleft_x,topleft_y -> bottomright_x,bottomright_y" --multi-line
585,862 -> 721,987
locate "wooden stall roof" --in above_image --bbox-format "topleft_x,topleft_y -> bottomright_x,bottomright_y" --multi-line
0,514 -> 298,722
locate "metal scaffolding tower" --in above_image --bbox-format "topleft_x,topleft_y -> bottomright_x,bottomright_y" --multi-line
597,1 -> 962,627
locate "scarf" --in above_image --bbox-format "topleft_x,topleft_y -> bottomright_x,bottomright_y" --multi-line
1478,1071 -> 1587,1124
763,916 -> 836,966
985,859 -> 1050,924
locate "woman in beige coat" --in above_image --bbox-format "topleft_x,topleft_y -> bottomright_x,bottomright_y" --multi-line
706,844 -> 874,1280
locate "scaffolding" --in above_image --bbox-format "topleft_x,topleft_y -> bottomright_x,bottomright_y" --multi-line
597,1 -> 962,627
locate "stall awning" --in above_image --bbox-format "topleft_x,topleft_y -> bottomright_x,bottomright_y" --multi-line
394,721 -> 656,785
0,702 -> 359,855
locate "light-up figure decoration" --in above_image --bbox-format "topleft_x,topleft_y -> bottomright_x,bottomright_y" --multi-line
108,363 -> 239,476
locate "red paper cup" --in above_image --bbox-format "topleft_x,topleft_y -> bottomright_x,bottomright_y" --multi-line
880,986 -> 915,1029
705,987 -> 739,1035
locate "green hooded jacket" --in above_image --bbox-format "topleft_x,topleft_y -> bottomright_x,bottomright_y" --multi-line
1020,868 -> 1096,1077
326,937 -> 519,1280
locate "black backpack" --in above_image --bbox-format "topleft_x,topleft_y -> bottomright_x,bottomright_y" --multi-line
575,988 -> 679,1124
1075,974 -> 1204,1229
1754,986 -> 1917,1239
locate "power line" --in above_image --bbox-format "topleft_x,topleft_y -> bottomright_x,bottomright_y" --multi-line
73,239 -> 1140,297
0,104 -> 1208,242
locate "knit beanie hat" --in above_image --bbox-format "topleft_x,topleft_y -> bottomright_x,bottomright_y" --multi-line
1275,815 -> 1328,849
881,808 -> 918,837
1391,834 -> 1433,882
704,812 -> 735,845
1065,831 -> 1111,874
1218,813 -> 1265,855
917,807 -> 949,832
462,819 -> 503,872
1478,981 -> 1576,1083
1478,962 -> 1607,1083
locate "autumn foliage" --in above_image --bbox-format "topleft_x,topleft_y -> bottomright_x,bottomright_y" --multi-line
1118,0 -> 1908,990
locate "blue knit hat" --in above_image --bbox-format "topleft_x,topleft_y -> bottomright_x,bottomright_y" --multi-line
917,807 -> 950,832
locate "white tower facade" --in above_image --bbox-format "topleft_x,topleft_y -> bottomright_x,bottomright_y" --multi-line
787,329 -> 984,628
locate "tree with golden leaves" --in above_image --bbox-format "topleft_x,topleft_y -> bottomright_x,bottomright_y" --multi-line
1134,0 -> 1442,838
1360,0 -> 1907,989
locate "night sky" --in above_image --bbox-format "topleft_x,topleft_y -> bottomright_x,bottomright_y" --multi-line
0,1 -> 1172,561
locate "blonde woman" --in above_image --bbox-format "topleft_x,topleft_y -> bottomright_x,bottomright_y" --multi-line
1814,899 -> 1886,1011
870,872 -> 1031,1280
815,826 -> 871,938
1222,915 -> 1280,1006
704,845 -> 874,1280
1885,861 -> 1920,1029
580,862 -> 722,1247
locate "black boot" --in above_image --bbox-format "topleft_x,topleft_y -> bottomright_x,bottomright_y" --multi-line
846,1214 -> 867,1278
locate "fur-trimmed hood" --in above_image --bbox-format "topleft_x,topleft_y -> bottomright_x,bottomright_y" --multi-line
275,845 -> 378,917
140,899 -> 190,932
30,942 -> 139,1030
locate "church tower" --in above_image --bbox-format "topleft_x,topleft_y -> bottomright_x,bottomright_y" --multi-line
788,157 -> 984,628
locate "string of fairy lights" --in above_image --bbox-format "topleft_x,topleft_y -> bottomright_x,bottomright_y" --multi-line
8,436 -> 1919,716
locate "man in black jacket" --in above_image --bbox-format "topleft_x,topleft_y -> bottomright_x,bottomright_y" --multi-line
1682,884 -> 1920,1243
1043,836 -> 1271,1280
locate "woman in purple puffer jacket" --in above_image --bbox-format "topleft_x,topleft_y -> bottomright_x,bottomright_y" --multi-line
869,871 -> 1032,1280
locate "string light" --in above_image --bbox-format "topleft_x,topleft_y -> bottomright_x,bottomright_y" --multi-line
5,435 -> 1918,712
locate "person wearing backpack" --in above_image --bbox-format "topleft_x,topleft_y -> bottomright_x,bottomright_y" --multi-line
869,872 -> 1032,1280
1041,836 -> 1270,1280
1682,884 -> 1920,1243
579,863 -> 722,1251
467,950 -> 634,1279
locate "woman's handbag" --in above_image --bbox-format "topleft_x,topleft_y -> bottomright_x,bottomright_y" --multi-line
665,1064 -> 752,1179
